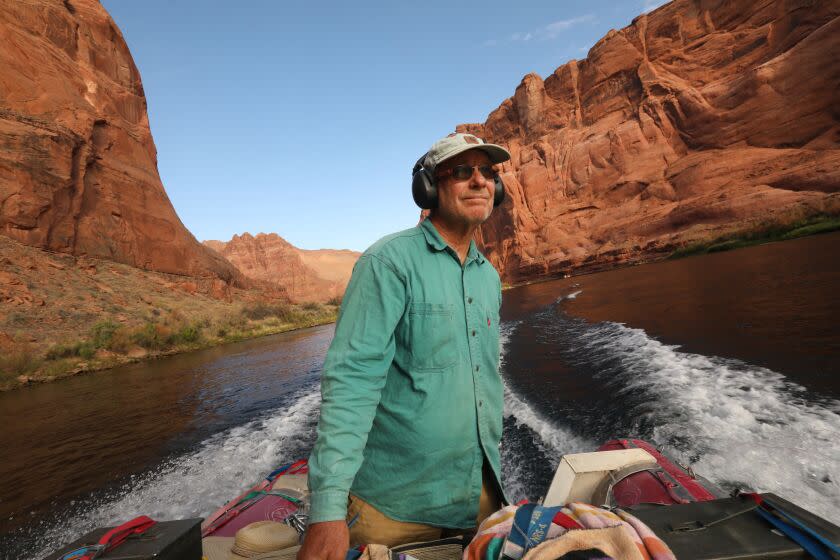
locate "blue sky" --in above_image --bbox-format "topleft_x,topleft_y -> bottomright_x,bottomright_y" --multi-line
102,0 -> 668,251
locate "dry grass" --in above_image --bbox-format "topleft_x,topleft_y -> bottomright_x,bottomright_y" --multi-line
0,340 -> 40,383
0,235 -> 338,390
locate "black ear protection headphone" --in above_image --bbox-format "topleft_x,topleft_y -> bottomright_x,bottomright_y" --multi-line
411,153 -> 506,210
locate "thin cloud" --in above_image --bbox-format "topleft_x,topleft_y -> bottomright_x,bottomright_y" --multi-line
642,0 -> 670,13
509,14 -> 596,42
543,15 -> 597,38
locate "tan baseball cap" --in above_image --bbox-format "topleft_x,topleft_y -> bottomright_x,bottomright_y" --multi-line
422,133 -> 511,171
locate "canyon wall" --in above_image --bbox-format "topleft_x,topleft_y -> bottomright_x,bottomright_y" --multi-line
0,0 -> 240,283
462,0 -> 840,282
205,234 -> 360,303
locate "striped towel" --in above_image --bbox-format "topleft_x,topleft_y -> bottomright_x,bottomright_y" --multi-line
560,503 -> 674,560
463,503 -> 675,560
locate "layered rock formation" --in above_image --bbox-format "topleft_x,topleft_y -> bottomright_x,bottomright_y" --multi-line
205,234 -> 360,303
0,0 -> 240,283
462,0 -> 840,282
297,248 -> 361,286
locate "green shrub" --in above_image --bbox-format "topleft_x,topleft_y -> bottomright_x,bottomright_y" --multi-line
242,302 -> 292,321
669,214 -> 840,259
76,341 -> 96,360
173,324 -> 202,344
46,344 -> 76,360
781,217 -> 840,239
45,340 -> 95,360
133,322 -> 170,350
91,321 -> 118,348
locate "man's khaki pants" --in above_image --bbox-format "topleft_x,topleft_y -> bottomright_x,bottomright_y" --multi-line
347,473 -> 501,548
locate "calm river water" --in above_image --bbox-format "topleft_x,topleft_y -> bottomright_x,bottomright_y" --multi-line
2,232 -> 839,559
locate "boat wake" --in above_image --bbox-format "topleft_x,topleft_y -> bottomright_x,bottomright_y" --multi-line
23,386 -> 321,560
498,308 -> 840,526
15,311 -> 840,559
579,319 -> 840,524
555,289 -> 581,303
499,321 -> 595,501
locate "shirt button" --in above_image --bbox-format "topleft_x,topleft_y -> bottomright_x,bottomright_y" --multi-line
472,330 -> 476,337
479,400 -> 483,407
467,297 -> 473,304
475,365 -> 480,372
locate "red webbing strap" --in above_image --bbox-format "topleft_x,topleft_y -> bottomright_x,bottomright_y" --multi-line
552,511 -> 583,530
80,516 -> 157,560
742,492 -> 764,506
284,459 -> 308,475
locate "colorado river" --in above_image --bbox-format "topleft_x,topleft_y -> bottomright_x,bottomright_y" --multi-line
2,232 -> 839,559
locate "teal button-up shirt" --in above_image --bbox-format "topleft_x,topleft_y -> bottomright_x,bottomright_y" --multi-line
307,219 -> 504,528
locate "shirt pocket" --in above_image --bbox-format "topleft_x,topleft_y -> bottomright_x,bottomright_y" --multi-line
408,302 -> 458,371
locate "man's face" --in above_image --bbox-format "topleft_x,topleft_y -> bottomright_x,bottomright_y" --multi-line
435,149 -> 496,228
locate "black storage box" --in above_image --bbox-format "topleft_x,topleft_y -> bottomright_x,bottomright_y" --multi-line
43,518 -> 202,560
632,493 -> 840,559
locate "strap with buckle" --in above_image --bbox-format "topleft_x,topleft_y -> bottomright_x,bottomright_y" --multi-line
62,516 -> 157,560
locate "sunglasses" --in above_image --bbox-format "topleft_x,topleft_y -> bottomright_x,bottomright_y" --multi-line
436,164 -> 496,181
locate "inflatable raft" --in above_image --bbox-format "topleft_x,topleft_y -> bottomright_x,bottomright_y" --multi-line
45,439 -> 840,560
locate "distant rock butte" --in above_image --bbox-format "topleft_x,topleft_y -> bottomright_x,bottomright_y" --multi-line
0,0 -> 240,284
460,0 -> 840,283
204,234 -> 360,303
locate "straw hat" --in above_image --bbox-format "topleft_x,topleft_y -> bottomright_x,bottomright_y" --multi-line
202,521 -> 299,560
202,536 -> 236,560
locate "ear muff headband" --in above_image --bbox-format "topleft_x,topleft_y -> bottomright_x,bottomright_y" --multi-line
411,153 -> 506,210
412,154 -> 437,209
493,175 -> 506,207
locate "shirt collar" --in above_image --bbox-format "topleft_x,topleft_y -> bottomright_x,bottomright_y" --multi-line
468,241 -> 487,265
420,218 -> 447,252
420,219 -> 486,265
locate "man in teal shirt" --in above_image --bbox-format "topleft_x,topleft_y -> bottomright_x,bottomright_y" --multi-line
300,133 -> 511,559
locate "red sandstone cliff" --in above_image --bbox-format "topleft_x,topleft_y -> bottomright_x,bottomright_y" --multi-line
462,0 -> 840,282
0,0 -> 240,283
204,234 -> 360,303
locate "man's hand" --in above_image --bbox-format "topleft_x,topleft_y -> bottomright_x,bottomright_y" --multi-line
297,520 -> 349,560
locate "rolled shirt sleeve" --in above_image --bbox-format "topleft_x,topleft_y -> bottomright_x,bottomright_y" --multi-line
307,254 -> 407,523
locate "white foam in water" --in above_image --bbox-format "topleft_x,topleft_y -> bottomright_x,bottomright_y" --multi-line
28,315 -> 839,556
29,387 -> 322,560
498,320 -> 595,501
502,382 -> 596,502
579,321 -> 840,526
503,384 -> 594,461
500,320 -> 593,457
555,290 -> 582,304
